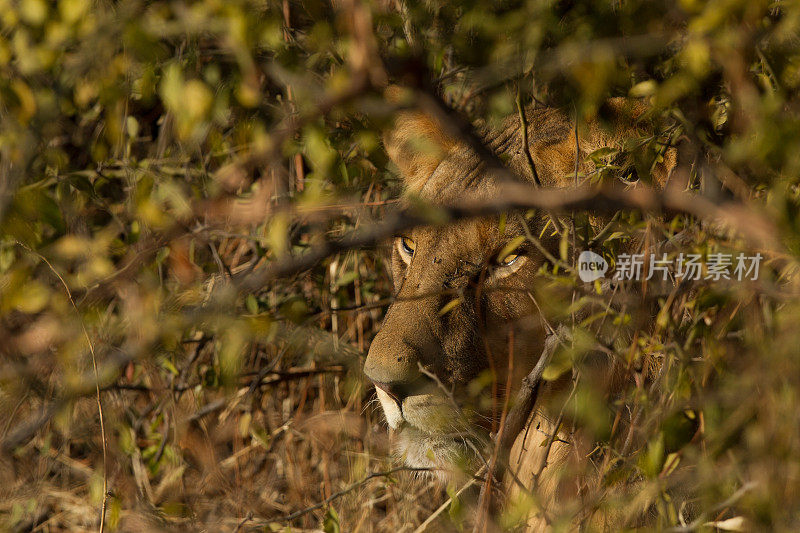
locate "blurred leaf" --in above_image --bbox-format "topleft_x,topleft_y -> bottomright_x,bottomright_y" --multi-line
323,506 -> 340,533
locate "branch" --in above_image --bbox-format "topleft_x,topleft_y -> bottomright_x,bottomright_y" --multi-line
496,329 -> 566,466
265,466 -> 435,524
234,183 -> 780,293
1,348 -> 135,453
472,328 -> 568,533
413,468 -> 483,533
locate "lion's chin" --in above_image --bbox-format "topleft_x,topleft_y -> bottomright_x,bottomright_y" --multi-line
374,389 -> 488,481
394,425 -> 482,483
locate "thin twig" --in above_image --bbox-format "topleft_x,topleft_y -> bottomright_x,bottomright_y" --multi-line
272,466 -> 435,523
665,481 -> 756,532
516,85 -> 541,187
1,348 -> 135,453
473,329 -> 516,533
413,467 -> 484,533
533,375 -> 580,492
587,211 -> 622,248
14,242 -> 109,533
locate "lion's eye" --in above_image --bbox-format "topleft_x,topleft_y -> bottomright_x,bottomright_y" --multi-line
495,236 -> 526,269
498,253 -> 520,267
396,236 -> 415,262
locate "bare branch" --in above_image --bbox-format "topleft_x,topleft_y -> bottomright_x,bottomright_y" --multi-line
265,466 -> 436,525
234,183 -> 781,293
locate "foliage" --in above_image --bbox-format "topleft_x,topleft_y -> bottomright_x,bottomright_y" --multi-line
0,0 -> 799,531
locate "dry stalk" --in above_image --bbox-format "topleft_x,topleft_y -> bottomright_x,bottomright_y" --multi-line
14,242 -> 109,533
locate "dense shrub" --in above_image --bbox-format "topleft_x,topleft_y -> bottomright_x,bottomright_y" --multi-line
1,0 -> 799,530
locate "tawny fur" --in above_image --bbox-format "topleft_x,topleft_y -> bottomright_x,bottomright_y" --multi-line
365,91 -> 676,531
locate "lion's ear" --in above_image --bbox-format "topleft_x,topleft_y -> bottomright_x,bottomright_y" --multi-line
383,87 -> 457,193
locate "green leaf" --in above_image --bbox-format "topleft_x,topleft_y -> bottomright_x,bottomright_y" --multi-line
629,80 -> 657,97
542,345 -> 573,381
323,506 -> 340,533
439,298 -> 462,316
334,270 -> 359,288
156,247 -> 170,265
559,230 -> 569,262
447,484 -> 465,529
159,358 -> 179,376
638,433 -> 665,478
245,294 -> 259,314
498,236 -> 525,262
587,146 -> 618,163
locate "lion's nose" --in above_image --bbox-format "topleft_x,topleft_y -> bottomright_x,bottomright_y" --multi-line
363,331 -> 423,387
364,336 -> 426,405
364,291 -> 438,405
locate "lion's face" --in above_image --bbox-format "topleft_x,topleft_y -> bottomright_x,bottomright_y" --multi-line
362,99 -> 569,477
364,214 -> 546,475
363,92 -> 666,478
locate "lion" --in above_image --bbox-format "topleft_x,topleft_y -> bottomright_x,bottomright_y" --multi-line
363,87 -> 678,530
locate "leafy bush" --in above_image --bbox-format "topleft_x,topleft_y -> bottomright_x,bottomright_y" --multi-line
1,0 -> 799,531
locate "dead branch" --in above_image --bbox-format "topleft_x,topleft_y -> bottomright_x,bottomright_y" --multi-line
471,328 -> 567,533
496,329 -> 566,469
234,182 -> 780,294
0,361 -> 346,451
265,466 -> 436,525
1,348 -> 135,454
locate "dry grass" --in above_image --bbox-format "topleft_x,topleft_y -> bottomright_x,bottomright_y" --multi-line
2,0 -> 800,531
0,253 -> 454,531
